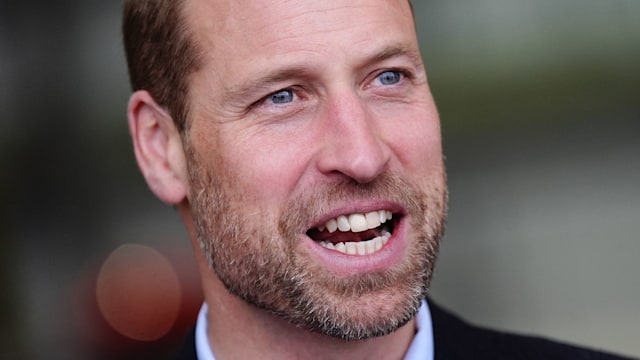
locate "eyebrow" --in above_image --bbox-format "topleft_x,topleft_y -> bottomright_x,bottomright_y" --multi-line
222,66 -> 311,106
222,43 -> 423,105
364,44 -> 423,69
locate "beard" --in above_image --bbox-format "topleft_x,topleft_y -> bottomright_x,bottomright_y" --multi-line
187,153 -> 447,340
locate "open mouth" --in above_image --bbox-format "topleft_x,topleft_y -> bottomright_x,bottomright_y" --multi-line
306,210 -> 397,256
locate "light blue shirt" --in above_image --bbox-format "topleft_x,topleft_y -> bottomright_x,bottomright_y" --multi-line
195,299 -> 434,360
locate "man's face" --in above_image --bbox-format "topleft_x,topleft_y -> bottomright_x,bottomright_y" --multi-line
182,0 -> 447,340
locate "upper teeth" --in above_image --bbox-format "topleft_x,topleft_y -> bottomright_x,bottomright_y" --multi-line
318,210 -> 392,233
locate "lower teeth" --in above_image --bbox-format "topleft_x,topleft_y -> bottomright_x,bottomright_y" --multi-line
319,231 -> 391,255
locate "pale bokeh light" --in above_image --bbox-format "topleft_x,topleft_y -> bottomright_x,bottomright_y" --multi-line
96,244 -> 181,342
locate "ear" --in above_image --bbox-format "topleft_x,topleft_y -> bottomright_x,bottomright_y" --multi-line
128,91 -> 188,204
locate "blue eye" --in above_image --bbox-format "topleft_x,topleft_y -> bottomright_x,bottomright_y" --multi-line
269,89 -> 295,104
377,71 -> 402,85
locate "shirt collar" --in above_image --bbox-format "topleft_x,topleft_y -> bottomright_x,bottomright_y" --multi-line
195,299 -> 434,360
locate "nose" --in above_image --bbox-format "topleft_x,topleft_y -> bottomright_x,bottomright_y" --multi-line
314,91 -> 390,183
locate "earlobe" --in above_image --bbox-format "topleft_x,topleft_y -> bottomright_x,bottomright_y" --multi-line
128,91 -> 188,205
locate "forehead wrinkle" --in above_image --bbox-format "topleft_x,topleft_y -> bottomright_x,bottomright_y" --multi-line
256,8 -> 418,63
242,2 -> 400,48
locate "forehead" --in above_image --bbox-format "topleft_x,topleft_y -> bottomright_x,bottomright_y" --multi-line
183,0 -> 417,64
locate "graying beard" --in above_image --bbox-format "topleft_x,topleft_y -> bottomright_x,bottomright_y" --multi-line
187,146 -> 447,340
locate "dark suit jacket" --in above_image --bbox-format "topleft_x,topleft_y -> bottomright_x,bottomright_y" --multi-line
176,300 -> 637,359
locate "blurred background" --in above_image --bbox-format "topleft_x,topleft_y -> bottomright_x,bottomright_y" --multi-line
1,0 -> 639,358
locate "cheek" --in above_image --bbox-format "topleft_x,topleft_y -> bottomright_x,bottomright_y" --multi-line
187,107 -> 312,213
383,106 -> 443,177
220,131 -> 312,206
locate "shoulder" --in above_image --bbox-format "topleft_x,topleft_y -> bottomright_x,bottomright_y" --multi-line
428,300 -> 636,360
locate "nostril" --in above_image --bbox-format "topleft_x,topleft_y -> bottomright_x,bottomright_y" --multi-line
345,152 -> 389,184
314,135 -> 390,183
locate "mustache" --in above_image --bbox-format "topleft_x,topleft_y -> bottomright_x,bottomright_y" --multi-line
279,172 -> 430,234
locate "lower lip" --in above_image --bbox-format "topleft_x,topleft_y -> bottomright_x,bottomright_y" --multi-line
301,218 -> 409,275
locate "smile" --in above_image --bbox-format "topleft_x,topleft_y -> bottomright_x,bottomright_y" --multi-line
306,210 -> 396,256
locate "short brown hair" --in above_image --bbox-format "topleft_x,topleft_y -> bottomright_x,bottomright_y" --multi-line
122,0 -> 202,132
